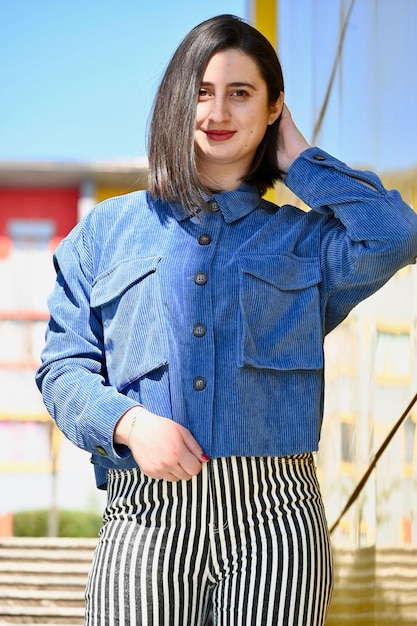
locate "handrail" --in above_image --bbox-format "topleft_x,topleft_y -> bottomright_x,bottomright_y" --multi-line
329,391 -> 417,535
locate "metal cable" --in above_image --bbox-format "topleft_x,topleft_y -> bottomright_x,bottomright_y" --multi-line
312,0 -> 357,144
329,391 -> 417,534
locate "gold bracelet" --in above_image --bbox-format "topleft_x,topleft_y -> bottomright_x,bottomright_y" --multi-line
128,406 -> 144,447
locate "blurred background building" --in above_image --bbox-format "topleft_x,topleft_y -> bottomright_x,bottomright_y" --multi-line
0,160 -> 148,526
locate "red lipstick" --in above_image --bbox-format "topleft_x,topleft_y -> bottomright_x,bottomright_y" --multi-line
204,130 -> 236,141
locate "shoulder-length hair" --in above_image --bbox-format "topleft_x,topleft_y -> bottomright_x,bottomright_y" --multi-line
147,14 -> 284,215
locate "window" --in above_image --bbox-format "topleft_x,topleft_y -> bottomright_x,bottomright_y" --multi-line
403,415 -> 416,477
375,330 -> 411,385
0,419 -> 53,472
324,319 -> 358,381
341,421 -> 356,464
7,219 -> 56,250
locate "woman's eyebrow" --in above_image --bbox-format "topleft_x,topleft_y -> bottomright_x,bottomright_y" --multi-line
200,81 -> 257,89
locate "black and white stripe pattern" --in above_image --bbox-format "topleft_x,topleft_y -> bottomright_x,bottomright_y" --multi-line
85,455 -> 333,625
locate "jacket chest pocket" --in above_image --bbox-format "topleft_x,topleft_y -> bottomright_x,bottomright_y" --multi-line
238,254 -> 323,371
90,256 -> 168,390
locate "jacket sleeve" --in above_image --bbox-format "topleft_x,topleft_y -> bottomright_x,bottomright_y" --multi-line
285,148 -> 417,333
35,222 -> 137,465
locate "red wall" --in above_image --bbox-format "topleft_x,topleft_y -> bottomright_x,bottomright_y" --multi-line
0,188 -> 78,238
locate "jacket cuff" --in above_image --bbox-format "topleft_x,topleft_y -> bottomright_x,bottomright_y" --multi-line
284,147 -> 385,213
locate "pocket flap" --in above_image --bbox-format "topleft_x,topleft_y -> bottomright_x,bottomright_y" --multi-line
238,254 -> 321,290
91,256 -> 161,307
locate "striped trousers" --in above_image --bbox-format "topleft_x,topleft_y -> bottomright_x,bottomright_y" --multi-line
85,455 -> 333,625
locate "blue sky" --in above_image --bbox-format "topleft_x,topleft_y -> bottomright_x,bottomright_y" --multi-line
1,0 -> 416,172
0,0 -> 246,161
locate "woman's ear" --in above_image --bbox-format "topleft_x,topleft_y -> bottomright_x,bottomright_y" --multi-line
268,91 -> 284,125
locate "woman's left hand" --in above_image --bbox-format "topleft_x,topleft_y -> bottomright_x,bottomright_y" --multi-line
277,104 -> 311,176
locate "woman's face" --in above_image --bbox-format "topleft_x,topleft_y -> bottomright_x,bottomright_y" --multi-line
194,49 -> 282,187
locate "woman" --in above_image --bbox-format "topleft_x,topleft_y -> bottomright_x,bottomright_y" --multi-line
36,14 -> 417,626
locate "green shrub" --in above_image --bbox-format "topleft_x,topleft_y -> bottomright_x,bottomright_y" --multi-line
13,509 -> 102,537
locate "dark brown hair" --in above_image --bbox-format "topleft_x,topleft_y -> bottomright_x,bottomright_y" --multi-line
147,14 -> 284,214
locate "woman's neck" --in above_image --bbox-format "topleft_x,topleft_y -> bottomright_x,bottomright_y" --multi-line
197,162 -> 245,194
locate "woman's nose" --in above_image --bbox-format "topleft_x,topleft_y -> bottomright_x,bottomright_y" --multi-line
208,96 -> 230,122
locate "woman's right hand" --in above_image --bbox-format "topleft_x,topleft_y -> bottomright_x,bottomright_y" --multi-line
114,407 -> 209,481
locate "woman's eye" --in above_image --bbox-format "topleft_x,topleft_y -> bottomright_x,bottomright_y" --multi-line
198,89 -> 210,99
231,89 -> 249,98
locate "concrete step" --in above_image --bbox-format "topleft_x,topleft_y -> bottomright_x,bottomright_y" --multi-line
0,537 -> 96,624
0,537 -> 97,549
0,574 -> 86,591
0,588 -> 83,604
0,561 -> 91,575
0,605 -> 85,618
0,548 -> 95,563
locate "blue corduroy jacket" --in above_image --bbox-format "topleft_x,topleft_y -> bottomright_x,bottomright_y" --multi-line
36,148 -> 417,489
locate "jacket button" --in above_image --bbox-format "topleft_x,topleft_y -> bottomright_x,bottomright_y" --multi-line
96,446 -> 108,457
313,154 -> 326,161
193,323 -> 206,337
209,201 -> 220,211
193,377 -> 206,391
198,234 -> 212,245
194,272 -> 208,285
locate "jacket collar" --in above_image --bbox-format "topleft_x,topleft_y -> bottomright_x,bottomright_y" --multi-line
168,184 -> 262,224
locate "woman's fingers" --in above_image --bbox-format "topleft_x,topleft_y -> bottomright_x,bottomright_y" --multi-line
125,408 -> 208,481
277,104 -> 311,174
